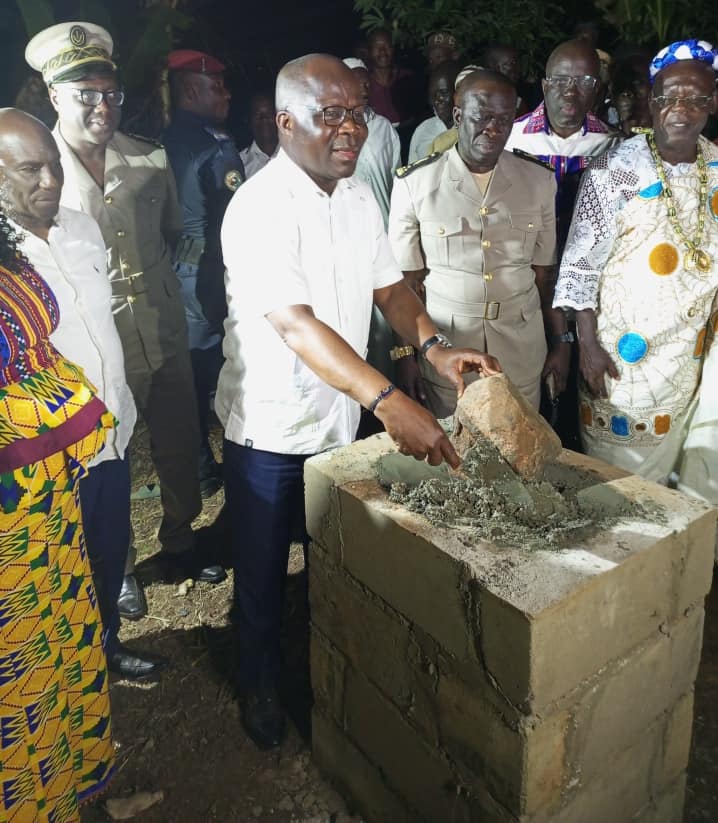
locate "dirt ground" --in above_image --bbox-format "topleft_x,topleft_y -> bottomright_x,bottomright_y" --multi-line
81,421 -> 718,823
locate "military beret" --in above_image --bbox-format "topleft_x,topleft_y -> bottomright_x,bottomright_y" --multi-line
167,50 -> 225,74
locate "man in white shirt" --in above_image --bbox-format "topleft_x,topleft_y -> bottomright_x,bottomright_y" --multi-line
219,54 -> 501,749
239,91 -> 279,178
0,108 -> 164,679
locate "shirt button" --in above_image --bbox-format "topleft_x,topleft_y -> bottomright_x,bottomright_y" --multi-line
104,195 -> 113,204
482,240 -> 491,248
484,272 -> 493,281
687,307 -> 697,318
527,222 -> 535,229
127,295 -> 136,304
437,227 -> 445,236
479,207 -> 489,216
116,230 -> 126,238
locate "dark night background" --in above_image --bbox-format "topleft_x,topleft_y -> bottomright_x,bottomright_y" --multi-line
0,0 -> 369,146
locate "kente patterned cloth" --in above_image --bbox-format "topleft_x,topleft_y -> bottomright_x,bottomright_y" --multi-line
0,259 -> 115,821
555,133 -> 718,475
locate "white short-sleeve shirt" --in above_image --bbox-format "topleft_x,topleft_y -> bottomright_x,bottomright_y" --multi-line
217,148 -> 402,455
16,206 -> 137,466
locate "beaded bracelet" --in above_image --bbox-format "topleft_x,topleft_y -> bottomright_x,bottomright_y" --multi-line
368,383 -> 396,413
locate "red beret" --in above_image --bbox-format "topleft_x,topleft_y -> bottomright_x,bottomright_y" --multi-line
167,49 -> 225,74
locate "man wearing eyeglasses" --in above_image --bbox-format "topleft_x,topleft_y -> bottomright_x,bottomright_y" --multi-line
26,22 -> 225,607
507,39 -> 620,251
554,39 -> 718,510
389,69 -> 561,417
219,54 -> 501,749
506,39 -> 620,449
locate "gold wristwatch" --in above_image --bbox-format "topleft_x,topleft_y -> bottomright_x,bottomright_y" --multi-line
389,345 -> 415,361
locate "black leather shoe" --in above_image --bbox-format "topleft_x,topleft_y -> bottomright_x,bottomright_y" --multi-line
159,549 -> 227,584
199,473 -> 223,499
108,644 -> 167,680
241,688 -> 286,750
117,574 -> 148,620
199,462 -> 223,499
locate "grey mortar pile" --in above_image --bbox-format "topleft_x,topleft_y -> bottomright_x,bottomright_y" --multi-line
387,435 -> 665,552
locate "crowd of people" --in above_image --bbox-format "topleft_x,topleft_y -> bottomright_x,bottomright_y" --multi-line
0,15 -> 716,821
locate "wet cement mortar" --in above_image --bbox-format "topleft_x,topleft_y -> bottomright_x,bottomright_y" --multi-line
387,435 -> 665,551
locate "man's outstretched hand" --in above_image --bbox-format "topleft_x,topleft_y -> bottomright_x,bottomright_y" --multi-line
426,347 -> 502,398
374,390 -> 460,468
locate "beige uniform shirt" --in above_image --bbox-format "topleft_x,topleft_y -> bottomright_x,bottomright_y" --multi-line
54,126 -> 188,376
389,146 -> 557,413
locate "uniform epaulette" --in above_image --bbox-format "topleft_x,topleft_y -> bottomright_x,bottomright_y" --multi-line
127,132 -> 165,149
395,152 -> 442,179
511,148 -> 554,172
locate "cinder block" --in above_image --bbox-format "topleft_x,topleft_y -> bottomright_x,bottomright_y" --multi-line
312,708 -> 411,823
521,710 -> 570,815
310,628 -> 346,725
569,608 -> 703,776
661,691 -> 695,786
344,667 -> 471,823
309,559 -> 439,743
674,508 -> 718,614
632,773 -> 687,823
338,485 -> 477,660
541,713 -> 663,823
436,664 -> 523,809
480,525 -> 683,711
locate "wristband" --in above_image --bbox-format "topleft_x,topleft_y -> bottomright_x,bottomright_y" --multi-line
551,331 -> 575,344
368,384 -> 396,413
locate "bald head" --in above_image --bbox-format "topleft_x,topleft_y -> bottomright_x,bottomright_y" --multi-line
546,39 -> 600,78
276,53 -> 358,110
275,54 -> 367,195
0,107 -> 63,238
542,40 -> 601,138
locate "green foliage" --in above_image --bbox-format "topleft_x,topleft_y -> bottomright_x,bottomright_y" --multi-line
594,0 -> 718,48
14,0 -> 54,37
353,0 -> 567,75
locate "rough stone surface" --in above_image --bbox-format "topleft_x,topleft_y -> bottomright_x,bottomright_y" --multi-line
452,374 -> 562,479
305,433 -> 716,823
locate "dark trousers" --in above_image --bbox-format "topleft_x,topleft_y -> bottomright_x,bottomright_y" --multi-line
127,351 -> 202,553
190,342 -> 224,477
223,439 -> 309,690
79,457 -> 131,657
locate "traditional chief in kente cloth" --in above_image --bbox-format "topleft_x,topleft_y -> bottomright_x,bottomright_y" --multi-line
163,49 -> 245,498
389,69 -> 564,417
554,39 -> 718,506
26,22 -> 225,591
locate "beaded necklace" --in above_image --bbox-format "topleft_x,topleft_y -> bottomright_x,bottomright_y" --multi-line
645,130 -> 711,272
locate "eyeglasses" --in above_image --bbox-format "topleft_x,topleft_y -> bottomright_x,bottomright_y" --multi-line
545,75 -> 598,91
71,88 -> 125,107
651,95 -> 714,110
294,105 -> 373,126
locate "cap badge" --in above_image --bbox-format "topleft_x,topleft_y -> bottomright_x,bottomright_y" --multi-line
69,25 -> 87,47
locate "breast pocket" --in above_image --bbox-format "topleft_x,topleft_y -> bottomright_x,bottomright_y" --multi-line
136,182 -> 165,241
508,211 -> 543,260
420,217 -> 463,268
